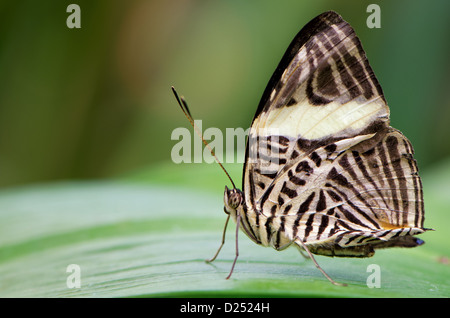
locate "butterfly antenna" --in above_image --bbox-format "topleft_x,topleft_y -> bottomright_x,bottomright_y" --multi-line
171,86 -> 236,189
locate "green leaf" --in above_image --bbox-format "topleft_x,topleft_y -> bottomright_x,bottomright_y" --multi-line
0,160 -> 448,297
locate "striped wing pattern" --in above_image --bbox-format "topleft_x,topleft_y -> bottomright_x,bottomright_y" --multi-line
239,11 -> 427,257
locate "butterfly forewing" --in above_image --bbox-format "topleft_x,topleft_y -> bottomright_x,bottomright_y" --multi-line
250,11 -> 388,141
242,11 -> 427,257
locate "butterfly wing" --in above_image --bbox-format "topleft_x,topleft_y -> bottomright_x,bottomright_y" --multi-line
243,11 -> 426,256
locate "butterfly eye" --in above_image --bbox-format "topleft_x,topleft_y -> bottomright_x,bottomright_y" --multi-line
224,187 -> 242,210
228,190 -> 243,209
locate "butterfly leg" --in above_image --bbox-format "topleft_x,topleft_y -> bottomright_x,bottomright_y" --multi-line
206,214 -> 231,263
299,249 -> 311,259
225,214 -> 241,280
296,239 -> 347,287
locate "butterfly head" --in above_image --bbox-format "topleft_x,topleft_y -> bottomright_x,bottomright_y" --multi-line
224,186 -> 243,215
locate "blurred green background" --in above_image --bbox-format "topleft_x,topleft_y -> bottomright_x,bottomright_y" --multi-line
1,0 -> 449,298
0,0 -> 449,187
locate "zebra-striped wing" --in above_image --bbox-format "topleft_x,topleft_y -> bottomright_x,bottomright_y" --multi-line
243,11 -> 426,257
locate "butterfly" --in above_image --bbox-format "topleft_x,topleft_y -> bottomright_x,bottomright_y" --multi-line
173,11 -> 430,286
